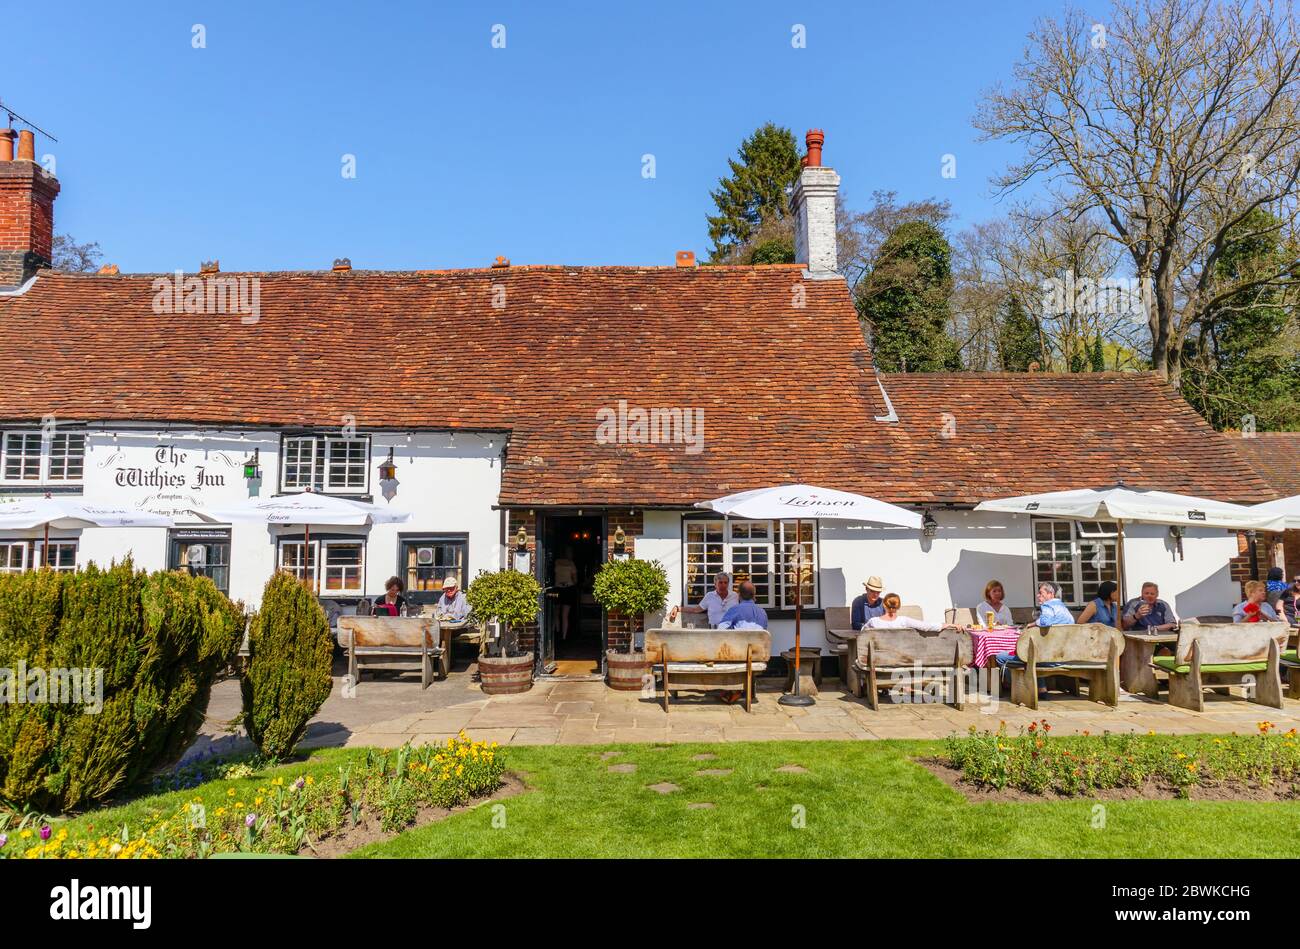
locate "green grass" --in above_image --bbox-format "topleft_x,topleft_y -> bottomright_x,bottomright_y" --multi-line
27,739 -> 1300,858
353,740 -> 1300,858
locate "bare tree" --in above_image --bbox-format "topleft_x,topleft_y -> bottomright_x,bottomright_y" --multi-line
975,0 -> 1300,385
51,234 -> 102,273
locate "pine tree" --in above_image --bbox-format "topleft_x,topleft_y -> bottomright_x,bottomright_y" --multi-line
997,295 -> 1042,371
706,124 -> 802,262
858,221 -> 961,372
1090,333 -> 1107,372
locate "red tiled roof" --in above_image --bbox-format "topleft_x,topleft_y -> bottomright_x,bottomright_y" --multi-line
1224,432 -> 1300,498
877,372 -> 1276,505
0,269 -> 1272,506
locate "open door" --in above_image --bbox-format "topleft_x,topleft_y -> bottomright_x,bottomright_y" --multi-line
538,512 -> 605,676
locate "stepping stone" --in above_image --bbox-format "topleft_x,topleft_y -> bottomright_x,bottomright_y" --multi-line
691,753 -> 718,761
776,764 -> 809,774
647,782 -> 680,794
607,763 -> 637,773
687,802 -> 715,810
599,751 -> 623,761
696,768 -> 733,777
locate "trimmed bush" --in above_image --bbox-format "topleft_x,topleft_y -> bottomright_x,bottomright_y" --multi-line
0,560 -> 244,813
464,568 -> 541,656
239,572 -> 334,760
591,558 -> 669,652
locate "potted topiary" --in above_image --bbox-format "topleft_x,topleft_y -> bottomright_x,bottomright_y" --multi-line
591,557 -> 669,691
465,567 -> 542,694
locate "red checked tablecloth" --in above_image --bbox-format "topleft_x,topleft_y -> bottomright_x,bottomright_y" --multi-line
967,626 -> 1021,667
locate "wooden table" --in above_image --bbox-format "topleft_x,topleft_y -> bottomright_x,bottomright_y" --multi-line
1121,630 -> 1179,697
782,647 -> 822,696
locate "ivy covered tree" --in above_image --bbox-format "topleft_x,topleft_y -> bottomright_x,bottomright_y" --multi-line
706,124 -> 802,262
859,220 -> 962,372
997,295 -> 1042,370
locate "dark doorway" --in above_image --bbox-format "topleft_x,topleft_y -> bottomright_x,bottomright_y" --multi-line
541,514 -> 605,675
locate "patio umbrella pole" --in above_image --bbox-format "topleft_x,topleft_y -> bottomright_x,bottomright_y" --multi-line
779,517 -> 814,707
1116,518 -> 1126,613
42,521 -> 49,568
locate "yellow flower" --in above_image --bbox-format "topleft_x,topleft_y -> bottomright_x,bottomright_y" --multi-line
306,775 -> 314,785
272,777 -> 283,786
227,788 -> 236,797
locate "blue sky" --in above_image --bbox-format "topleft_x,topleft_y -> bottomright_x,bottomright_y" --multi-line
5,0 -> 1060,272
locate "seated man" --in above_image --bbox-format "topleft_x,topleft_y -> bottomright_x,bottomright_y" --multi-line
717,580 -> 768,630
668,571 -> 737,628
1234,579 -> 1283,623
994,582 -> 1073,689
434,575 -> 470,622
1122,581 -> 1178,632
850,575 -> 887,630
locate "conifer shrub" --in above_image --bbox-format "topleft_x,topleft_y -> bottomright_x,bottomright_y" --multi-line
239,571 -> 334,760
0,560 -> 244,812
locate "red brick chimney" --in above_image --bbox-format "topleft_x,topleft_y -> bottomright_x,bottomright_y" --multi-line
0,127 -> 61,287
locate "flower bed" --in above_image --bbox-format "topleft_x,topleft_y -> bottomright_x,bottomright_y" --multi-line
1,734 -> 507,859
937,720 -> 1300,800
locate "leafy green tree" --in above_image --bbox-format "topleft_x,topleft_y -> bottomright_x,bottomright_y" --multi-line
749,237 -> 795,265
1182,209 -> 1300,430
464,569 -> 542,657
859,220 -> 961,371
997,295 -> 1042,370
239,572 -> 333,760
1090,333 -> 1106,372
706,124 -> 802,262
591,559 -> 670,653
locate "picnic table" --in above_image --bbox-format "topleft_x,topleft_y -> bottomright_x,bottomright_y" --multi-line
967,625 -> 1021,667
1120,629 -> 1179,697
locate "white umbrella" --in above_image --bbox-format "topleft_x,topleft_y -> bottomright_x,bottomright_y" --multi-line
0,495 -> 174,567
695,484 -> 922,706
198,491 -> 411,593
974,481 -> 1284,606
1251,494 -> 1300,530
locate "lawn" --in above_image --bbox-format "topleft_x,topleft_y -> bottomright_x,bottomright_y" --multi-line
23,738 -> 1300,858
354,739 -> 1300,859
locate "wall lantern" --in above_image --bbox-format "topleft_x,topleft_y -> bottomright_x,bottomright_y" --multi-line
921,510 -> 938,538
613,525 -> 627,552
378,448 -> 397,481
242,448 -> 261,480
515,526 -> 528,550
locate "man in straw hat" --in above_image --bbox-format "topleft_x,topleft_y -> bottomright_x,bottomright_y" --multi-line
851,575 -> 887,630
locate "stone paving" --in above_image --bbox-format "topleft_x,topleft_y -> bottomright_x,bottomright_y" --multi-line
190,661 -> 1300,758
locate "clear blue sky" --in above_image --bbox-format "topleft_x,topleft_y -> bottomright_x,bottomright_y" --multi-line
5,0 -> 1060,272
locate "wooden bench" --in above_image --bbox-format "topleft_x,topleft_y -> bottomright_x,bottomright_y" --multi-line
1005,623 -> 1124,710
823,607 -> 857,691
337,616 -> 443,690
852,627 -> 973,710
1154,621 -> 1288,711
644,628 -> 771,713
1282,641 -> 1300,700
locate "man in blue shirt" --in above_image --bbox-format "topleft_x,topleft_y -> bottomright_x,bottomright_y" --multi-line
718,580 -> 769,629
850,575 -> 887,630
1122,582 -> 1178,632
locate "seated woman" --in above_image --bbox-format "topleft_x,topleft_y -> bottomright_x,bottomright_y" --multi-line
1076,580 -> 1120,627
973,579 -> 1014,626
372,576 -> 407,617
866,593 -> 959,632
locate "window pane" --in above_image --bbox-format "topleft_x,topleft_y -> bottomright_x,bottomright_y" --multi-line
36,541 -> 77,572
282,438 -> 316,490
325,439 -> 368,490
3,432 -> 42,481
777,520 -> 817,609
323,542 -> 364,592
47,433 -> 86,481
684,520 -> 724,605
280,541 -> 317,585
404,541 -> 466,594
0,542 -> 26,574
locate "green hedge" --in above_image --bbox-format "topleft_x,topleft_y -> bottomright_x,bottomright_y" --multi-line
239,572 -> 334,760
0,560 -> 244,812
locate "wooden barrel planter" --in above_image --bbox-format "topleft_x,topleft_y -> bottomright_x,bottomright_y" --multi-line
606,650 -> 651,692
479,652 -> 534,695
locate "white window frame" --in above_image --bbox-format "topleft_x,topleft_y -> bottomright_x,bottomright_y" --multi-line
278,540 -> 318,587
0,539 -> 78,573
0,429 -> 87,486
278,538 -> 366,595
683,518 -> 818,610
1031,518 -> 1119,605
279,434 -> 370,494
0,540 -> 28,574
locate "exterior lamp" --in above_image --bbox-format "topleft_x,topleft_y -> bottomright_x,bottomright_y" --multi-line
378,448 -> 397,481
921,510 -> 938,538
613,525 -> 627,553
242,448 -> 261,480
515,526 -> 528,550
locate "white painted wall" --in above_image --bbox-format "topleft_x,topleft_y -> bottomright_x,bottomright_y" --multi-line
636,510 -> 1243,654
1,425 -> 504,609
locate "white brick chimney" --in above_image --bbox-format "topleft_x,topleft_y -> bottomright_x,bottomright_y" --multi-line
792,129 -> 840,279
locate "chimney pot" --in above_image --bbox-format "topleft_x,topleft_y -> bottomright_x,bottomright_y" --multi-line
200,259 -> 219,274
97,263 -> 119,275
332,257 -> 352,271
675,250 -> 696,268
16,130 -> 35,162
804,129 -> 824,168
0,129 -> 14,162
491,255 -> 510,268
